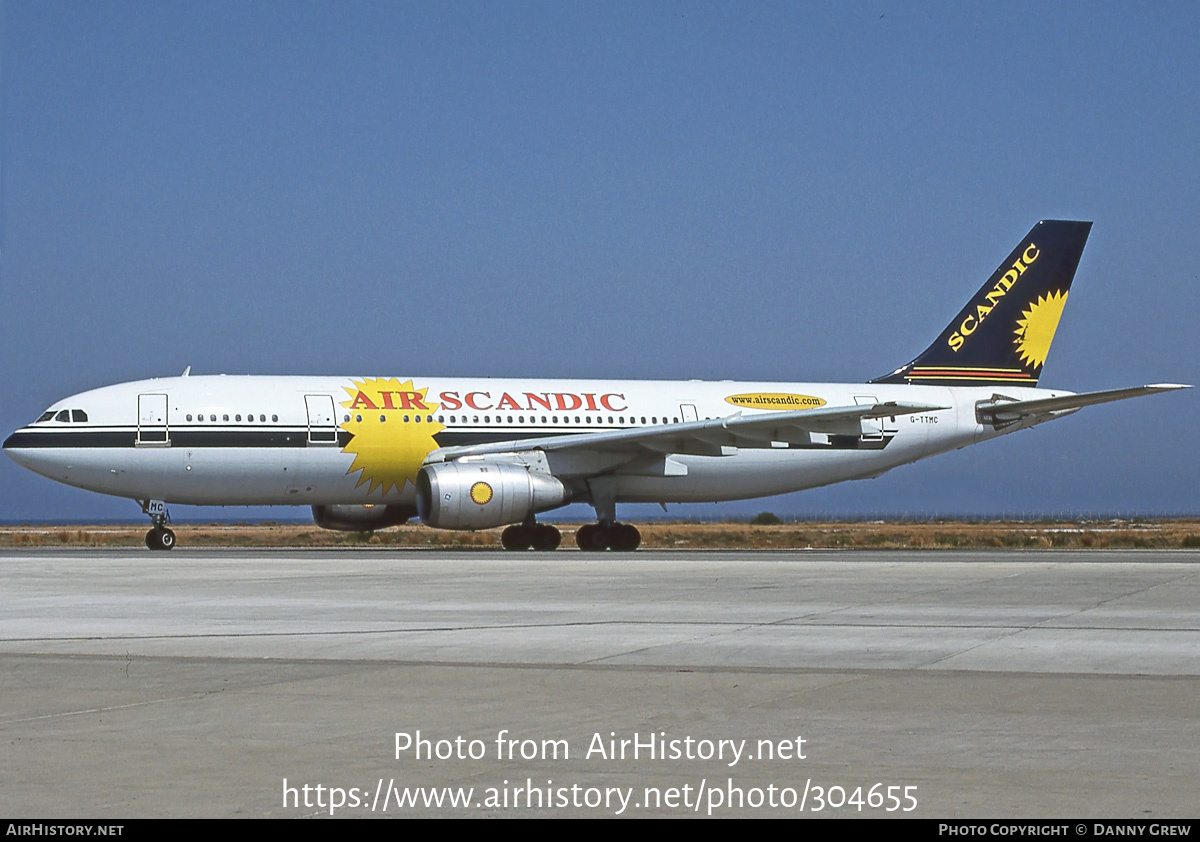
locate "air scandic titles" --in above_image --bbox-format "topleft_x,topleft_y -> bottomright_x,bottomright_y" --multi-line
3,221 -> 1188,552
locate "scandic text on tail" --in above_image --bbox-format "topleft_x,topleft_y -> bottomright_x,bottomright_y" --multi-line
872,219 -> 1092,387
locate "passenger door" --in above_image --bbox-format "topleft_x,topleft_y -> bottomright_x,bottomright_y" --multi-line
137,393 -> 169,445
305,395 -> 339,445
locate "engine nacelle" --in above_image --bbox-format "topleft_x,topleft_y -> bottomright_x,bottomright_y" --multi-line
311,504 -> 416,532
416,462 -> 568,530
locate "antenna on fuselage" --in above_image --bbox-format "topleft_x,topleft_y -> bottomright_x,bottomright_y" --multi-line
181,366 -> 191,377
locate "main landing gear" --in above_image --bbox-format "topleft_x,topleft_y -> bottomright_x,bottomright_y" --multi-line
499,521 -> 641,551
501,522 -> 562,551
141,500 -> 176,551
572,483 -> 641,551
499,486 -> 641,552
575,522 -> 641,552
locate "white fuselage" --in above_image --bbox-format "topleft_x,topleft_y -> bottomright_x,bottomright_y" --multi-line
4,375 -> 1060,509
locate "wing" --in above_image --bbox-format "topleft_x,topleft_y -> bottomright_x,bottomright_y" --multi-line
976,384 -> 1191,425
424,400 -> 949,463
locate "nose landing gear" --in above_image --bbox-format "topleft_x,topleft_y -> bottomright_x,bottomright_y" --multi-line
141,500 -> 176,551
146,527 -> 176,551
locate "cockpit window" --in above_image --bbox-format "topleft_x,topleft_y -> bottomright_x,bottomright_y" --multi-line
37,411 -> 55,423
71,410 -> 88,423
55,410 -> 70,422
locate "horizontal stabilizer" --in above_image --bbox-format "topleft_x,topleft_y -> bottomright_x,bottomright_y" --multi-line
977,384 -> 1191,424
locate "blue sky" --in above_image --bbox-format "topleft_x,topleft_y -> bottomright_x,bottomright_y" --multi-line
2,1 -> 1197,522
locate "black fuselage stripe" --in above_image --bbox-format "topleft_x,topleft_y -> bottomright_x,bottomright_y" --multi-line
5,428 -> 335,449
4,427 -> 893,451
4,427 -> 585,449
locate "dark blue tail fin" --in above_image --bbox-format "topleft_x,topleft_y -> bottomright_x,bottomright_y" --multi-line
872,220 -> 1092,386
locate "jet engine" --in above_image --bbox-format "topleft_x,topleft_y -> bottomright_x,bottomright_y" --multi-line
310,504 -> 416,532
416,462 -> 568,530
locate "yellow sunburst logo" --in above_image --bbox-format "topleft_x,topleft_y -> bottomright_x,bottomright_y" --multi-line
470,482 -> 493,506
339,378 -> 444,496
1013,290 -> 1068,369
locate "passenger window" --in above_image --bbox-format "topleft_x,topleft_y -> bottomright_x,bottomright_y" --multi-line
210,415 -> 217,422
236,415 -> 242,422
261,415 -> 267,422
186,414 -> 193,422
271,415 -> 277,422
223,414 -> 230,422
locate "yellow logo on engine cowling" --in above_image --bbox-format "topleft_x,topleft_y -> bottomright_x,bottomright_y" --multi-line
725,393 -> 826,410
470,482 -> 493,505
340,378 -> 444,496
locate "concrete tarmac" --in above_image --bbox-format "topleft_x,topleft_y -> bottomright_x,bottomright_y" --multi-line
1,548 -> 1198,818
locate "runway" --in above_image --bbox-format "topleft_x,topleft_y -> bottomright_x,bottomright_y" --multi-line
2,548 -> 1198,817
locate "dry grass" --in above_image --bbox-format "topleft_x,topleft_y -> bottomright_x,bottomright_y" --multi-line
2,519 -> 1199,550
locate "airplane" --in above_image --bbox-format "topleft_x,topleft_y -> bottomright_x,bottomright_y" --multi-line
3,220 -> 1189,551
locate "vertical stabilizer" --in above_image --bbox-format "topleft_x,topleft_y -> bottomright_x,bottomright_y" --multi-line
871,220 -> 1092,386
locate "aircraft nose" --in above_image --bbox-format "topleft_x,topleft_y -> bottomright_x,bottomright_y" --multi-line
3,430 -> 51,474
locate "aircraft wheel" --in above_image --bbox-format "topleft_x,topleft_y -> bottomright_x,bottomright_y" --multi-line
611,523 -> 641,552
501,525 -> 533,551
531,524 -> 561,551
146,528 -> 176,551
576,523 -> 607,552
